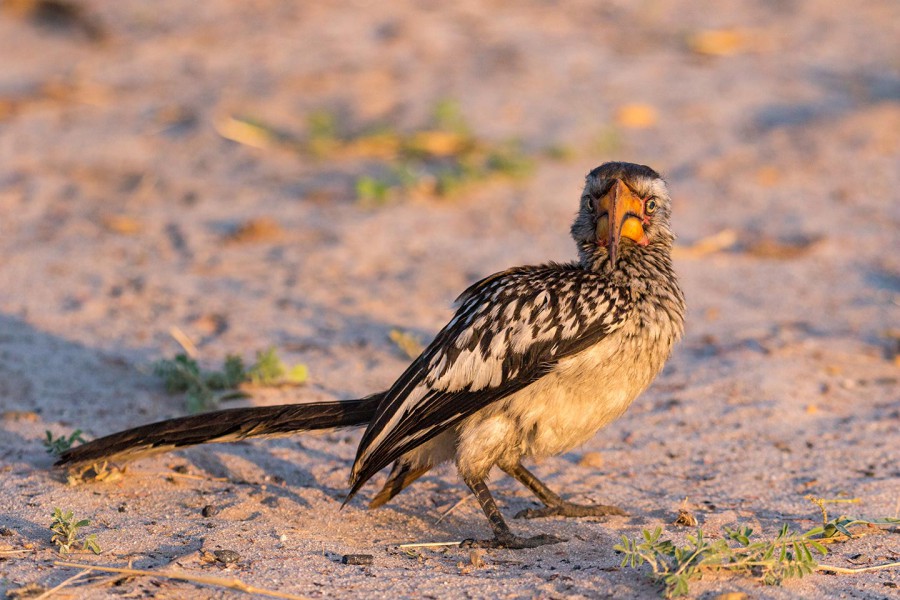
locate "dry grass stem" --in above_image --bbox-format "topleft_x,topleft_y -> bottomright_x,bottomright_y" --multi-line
168,326 -> 198,358
397,540 -> 465,549
816,561 -> 900,574
673,230 -> 738,258
35,567 -> 93,600
435,495 -> 471,524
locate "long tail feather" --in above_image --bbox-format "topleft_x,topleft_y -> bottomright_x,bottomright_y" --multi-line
56,395 -> 381,468
368,461 -> 432,508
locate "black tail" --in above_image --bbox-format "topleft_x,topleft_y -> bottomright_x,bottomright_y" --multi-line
56,394 -> 382,468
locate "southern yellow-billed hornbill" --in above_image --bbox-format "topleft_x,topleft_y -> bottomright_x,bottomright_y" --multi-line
58,162 -> 685,549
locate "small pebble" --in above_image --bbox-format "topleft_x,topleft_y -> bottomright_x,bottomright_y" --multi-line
0,527 -> 13,537
201,504 -> 219,518
214,549 -> 241,565
341,554 -> 373,565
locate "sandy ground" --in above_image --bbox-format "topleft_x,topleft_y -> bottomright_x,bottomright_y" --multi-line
0,1 -> 898,598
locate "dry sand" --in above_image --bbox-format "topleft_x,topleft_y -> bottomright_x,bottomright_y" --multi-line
0,1 -> 898,598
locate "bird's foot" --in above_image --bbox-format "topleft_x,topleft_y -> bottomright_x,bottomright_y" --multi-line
460,532 -> 566,549
514,501 -> 626,520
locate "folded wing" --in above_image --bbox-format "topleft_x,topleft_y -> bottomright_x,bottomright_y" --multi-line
347,263 -> 630,498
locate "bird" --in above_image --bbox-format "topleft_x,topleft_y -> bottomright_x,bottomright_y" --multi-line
58,161 -> 685,549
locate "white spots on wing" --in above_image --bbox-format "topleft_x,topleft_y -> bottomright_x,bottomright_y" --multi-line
508,321 -> 534,354
575,295 -> 591,315
395,422 -> 438,447
534,304 -> 553,325
560,315 -> 580,338
489,304 -> 501,320
360,266 -> 635,479
503,302 -> 517,321
490,330 -> 508,356
507,318 -> 555,354
455,327 -> 474,349
430,347 -> 504,392
471,355 -> 505,389
429,353 -> 447,375
428,273 -> 629,395
601,302 -> 619,326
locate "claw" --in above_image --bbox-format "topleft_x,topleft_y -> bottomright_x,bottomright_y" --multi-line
461,533 -> 566,549
514,502 -> 626,520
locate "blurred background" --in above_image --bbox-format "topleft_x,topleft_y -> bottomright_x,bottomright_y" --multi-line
0,1 -> 897,596
1,1 -> 897,366
1,1 -> 897,372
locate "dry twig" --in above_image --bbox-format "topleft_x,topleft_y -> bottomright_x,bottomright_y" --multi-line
35,567 -> 93,600
397,540 -> 464,549
816,562 -> 900,574
435,495 -> 471,524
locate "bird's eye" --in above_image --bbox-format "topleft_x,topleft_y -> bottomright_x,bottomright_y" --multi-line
645,198 -> 658,214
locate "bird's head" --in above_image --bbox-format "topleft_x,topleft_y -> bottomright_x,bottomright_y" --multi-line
571,162 -> 674,271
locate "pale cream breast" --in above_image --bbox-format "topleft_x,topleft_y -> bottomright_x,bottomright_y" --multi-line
453,316 -> 677,479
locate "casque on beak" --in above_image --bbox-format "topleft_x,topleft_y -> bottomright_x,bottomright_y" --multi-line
595,179 -> 649,269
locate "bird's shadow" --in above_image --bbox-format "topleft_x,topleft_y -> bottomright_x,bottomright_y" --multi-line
0,312 -> 400,510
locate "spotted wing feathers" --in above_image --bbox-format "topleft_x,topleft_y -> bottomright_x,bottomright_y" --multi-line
347,263 -> 629,498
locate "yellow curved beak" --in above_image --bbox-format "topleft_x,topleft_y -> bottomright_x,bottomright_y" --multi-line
595,179 -> 648,268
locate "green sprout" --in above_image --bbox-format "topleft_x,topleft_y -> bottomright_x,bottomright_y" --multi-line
49,508 -> 101,555
154,348 -> 307,413
615,500 -> 900,598
43,430 -> 85,455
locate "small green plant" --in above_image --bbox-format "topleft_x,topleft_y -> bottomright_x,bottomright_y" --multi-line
216,100 -> 569,205
154,348 -> 307,413
245,347 -> 308,386
615,502 -> 900,598
616,524 -> 824,597
355,175 -> 393,205
485,140 -> 534,179
306,109 -> 340,157
302,100 -> 541,203
49,508 -> 101,554
542,143 -> 577,161
43,430 -> 85,455
431,98 -> 471,135
593,125 -> 623,154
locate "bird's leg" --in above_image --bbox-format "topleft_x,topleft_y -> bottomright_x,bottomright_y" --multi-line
460,475 -> 565,549
503,462 -> 626,519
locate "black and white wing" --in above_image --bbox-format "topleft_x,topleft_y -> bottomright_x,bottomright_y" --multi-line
347,263 -> 631,498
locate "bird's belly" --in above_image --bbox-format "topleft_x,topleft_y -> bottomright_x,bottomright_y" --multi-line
510,341 -> 651,457
455,332 -> 663,478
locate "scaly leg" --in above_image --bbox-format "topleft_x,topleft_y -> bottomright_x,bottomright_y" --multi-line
460,474 -> 565,549
503,462 -> 626,519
